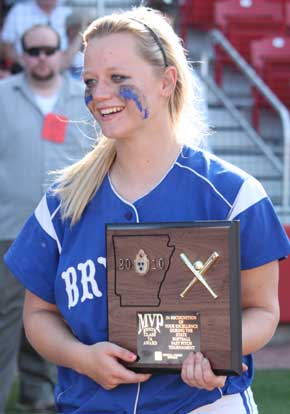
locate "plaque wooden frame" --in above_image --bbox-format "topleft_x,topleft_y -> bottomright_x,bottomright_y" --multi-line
106,221 -> 242,375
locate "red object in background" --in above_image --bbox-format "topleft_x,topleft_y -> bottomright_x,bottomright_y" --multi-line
180,0 -> 217,43
213,0 -> 285,84
42,113 -> 68,143
250,35 -> 290,130
279,225 -> 290,323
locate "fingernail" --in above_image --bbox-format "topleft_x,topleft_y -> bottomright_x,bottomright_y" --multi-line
203,358 -> 209,365
129,353 -> 137,360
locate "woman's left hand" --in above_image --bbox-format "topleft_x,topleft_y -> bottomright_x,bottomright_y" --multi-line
181,352 -> 226,390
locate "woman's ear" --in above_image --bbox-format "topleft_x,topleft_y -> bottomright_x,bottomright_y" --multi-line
160,65 -> 177,97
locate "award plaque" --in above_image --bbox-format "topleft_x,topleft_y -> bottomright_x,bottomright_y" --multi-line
106,221 -> 242,375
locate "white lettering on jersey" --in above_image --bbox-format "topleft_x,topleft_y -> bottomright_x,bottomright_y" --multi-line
61,267 -> 79,309
97,257 -> 106,268
78,259 -> 103,303
61,257 -> 105,308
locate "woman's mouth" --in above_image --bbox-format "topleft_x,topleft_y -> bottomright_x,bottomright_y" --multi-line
99,106 -> 124,117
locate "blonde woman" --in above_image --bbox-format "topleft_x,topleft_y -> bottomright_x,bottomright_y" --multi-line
4,7 -> 290,414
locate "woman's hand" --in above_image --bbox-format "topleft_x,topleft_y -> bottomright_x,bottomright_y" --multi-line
24,291 -> 150,390
76,341 -> 151,389
181,352 -> 226,390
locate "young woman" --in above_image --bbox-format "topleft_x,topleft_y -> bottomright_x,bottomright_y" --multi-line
4,7 -> 290,414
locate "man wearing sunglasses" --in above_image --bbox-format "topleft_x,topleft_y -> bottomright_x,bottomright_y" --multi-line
0,0 -> 74,74
21,23 -> 62,84
0,23 -> 94,414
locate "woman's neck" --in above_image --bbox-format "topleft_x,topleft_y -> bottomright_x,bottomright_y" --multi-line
109,131 -> 182,203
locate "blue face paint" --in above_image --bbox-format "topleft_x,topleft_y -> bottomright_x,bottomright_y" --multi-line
84,94 -> 93,106
119,86 -> 149,119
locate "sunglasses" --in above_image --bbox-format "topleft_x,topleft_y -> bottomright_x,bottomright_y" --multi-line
24,46 -> 59,57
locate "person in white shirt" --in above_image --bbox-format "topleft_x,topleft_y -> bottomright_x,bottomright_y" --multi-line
0,0 -> 74,72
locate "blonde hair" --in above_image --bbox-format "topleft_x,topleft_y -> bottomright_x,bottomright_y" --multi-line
54,6 -> 207,224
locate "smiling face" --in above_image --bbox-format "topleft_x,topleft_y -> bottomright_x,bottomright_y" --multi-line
83,32 -> 167,140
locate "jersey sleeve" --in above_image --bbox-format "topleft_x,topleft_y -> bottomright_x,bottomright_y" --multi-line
228,176 -> 290,269
4,192 -> 63,304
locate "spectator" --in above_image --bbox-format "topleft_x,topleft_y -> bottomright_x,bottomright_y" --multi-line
0,23 -> 94,414
0,0 -> 72,72
65,8 -> 97,81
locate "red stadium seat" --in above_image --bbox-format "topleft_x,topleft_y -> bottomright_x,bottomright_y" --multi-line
180,0 -> 217,42
214,0 -> 285,84
250,35 -> 290,130
279,225 -> 290,323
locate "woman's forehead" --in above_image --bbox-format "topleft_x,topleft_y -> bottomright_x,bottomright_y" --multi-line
84,33 -> 146,71
85,33 -> 140,57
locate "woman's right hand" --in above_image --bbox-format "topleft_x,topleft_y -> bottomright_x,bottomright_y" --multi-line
76,341 -> 151,389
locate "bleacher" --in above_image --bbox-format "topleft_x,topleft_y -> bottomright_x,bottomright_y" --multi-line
181,0 -> 290,323
180,0 -> 290,214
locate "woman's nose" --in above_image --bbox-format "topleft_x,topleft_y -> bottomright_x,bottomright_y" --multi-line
91,81 -> 114,101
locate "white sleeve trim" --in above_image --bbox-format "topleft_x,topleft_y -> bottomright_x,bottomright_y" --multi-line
227,176 -> 267,220
34,195 -> 62,254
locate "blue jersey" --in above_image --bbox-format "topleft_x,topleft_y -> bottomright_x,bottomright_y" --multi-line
5,146 -> 290,414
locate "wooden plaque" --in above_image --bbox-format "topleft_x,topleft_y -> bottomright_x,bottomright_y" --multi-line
106,221 -> 242,375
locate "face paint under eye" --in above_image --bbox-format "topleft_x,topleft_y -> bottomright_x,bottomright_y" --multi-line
119,85 -> 149,120
84,94 -> 93,106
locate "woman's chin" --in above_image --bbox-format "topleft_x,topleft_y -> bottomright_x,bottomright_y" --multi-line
101,129 -> 130,141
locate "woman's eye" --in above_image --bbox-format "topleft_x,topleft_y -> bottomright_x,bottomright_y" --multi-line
84,79 -> 97,89
111,74 -> 129,83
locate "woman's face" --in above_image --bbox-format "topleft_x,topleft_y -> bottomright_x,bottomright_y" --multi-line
83,32 -> 167,140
